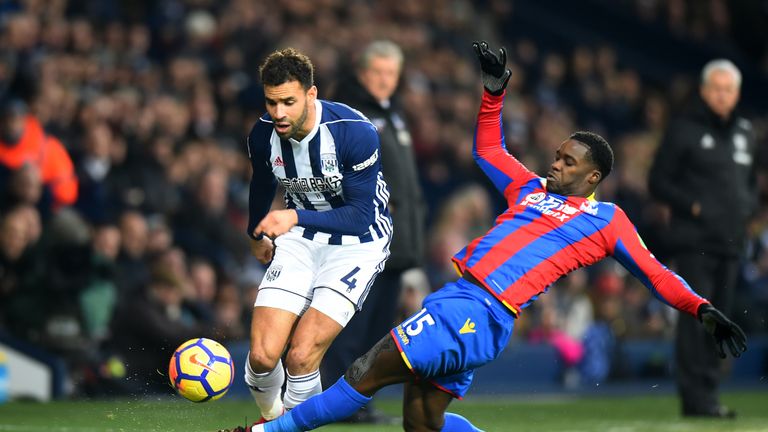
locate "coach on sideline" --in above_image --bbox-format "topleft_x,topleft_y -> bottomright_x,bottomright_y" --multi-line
649,59 -> 757,419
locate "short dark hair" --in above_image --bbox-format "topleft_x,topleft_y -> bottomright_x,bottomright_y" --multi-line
259,48 -> 314,90
569,131 -> 613,181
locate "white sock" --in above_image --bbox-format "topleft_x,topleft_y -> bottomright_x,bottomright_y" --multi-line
244,355 -> 285,420
283,370 -> 322,410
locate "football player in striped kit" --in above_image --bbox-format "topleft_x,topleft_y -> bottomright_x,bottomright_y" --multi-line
239,48 -> 392,426
228,41 -> 747,432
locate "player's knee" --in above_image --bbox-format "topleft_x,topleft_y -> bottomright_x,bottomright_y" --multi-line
285,345 -> 320,374
248,347 -> 280,373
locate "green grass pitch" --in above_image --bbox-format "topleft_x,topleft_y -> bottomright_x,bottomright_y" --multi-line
1,390 -> 767,431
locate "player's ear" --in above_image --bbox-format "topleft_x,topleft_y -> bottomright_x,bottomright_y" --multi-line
307,85 -> 318,102
588,169 -> 601,185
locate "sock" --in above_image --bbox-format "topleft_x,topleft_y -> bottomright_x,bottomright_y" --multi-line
261,376 -> 371,432
284,370 -> 322,410
244,354 -> 285,420
441,413 -> 484,432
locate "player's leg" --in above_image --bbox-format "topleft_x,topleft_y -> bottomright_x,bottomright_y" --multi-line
246,233 -> 316,420
402,380 -> 454,431
281,237 -> 390,409
402,380 -> 483,432
246,305 -> 300,419
253,334 -> 412,432
282,293 -> 349,409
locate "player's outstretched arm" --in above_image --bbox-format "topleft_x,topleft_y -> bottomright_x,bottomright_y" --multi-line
471,41 -> 537,197
472,41 -> 511,96
698,303 -> 748,358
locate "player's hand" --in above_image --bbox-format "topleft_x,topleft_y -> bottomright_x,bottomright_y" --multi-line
472,40 -> 511,96
250,236 -> 274,264
698,303 -> 747,358
255,209 -> 298,239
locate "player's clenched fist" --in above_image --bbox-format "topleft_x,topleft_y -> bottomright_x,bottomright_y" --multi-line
250,236 -> 274,264
254,209 -> 299,239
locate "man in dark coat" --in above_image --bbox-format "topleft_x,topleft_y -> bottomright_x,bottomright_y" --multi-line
649,59 -> 757,418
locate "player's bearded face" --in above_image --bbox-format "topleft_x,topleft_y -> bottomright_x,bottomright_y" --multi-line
546,140 -> 599,197
264,81 -> 317,140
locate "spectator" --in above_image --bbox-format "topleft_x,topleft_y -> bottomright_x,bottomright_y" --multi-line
0,99 -> 77,216
649,59 -> 756,418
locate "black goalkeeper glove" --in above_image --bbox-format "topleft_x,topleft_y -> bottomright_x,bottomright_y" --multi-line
698,303 -> 747,359
472,41 -> 512,96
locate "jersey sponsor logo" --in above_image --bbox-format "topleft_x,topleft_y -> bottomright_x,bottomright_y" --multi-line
521,193 -> 581,221
459,318 -> 477,334
265,265 -> 282,282
321,153 -> 338,173
278,176 -> 342,193
396,325 -> 410,345
352,149 -> 379,171
273,156 -> 285,167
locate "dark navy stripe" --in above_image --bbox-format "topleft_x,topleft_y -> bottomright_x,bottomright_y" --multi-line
308,133 -> 345,209
302,229 -> 316,241
287,371 -> 320,383
257,287 -> 310,301
281,139 -> 316,210
356,238 -> 391,310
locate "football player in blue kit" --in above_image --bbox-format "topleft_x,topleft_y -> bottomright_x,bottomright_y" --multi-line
238,47 -> 392,426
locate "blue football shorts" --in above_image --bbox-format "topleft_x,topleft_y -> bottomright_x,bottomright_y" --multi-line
390,278 -> 515,398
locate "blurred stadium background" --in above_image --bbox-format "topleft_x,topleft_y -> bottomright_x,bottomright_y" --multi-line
0,0 -> 767,430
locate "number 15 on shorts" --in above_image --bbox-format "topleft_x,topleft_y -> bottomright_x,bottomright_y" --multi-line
402,308 -> 435,337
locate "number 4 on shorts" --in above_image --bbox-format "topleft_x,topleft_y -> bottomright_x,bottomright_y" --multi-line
340,266 -> 361,292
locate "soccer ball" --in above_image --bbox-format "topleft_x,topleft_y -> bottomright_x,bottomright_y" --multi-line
168,338 -> 235,402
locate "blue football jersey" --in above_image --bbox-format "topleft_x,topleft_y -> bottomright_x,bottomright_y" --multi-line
247,99 -> 392,245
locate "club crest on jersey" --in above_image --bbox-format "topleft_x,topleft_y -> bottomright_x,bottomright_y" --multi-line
320,153 -> 338,173
520,192 -> 546,205
265,265 -> 282,282
579,200 -> 599,216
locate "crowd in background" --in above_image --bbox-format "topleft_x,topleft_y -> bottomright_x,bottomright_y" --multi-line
0,0 -> 766,395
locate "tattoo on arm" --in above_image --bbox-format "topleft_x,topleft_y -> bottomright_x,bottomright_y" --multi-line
345,335 -> 396,385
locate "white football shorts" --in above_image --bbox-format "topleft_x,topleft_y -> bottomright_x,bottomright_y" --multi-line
255,230 -> 390,326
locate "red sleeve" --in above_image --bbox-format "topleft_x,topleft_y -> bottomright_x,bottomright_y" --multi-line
609,206 -> 708,317
474,91 -> 537,201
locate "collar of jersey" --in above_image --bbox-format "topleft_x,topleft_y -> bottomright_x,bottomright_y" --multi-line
540,178 -> 597,201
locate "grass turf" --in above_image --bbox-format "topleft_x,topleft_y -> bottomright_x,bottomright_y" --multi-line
1,390 -> 767,431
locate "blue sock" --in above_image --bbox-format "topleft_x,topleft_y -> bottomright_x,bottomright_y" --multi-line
441,413 -> 483,432
264,377 -> 371,432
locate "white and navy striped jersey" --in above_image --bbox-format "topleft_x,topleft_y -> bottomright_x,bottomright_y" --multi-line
247,99 -> 392,245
